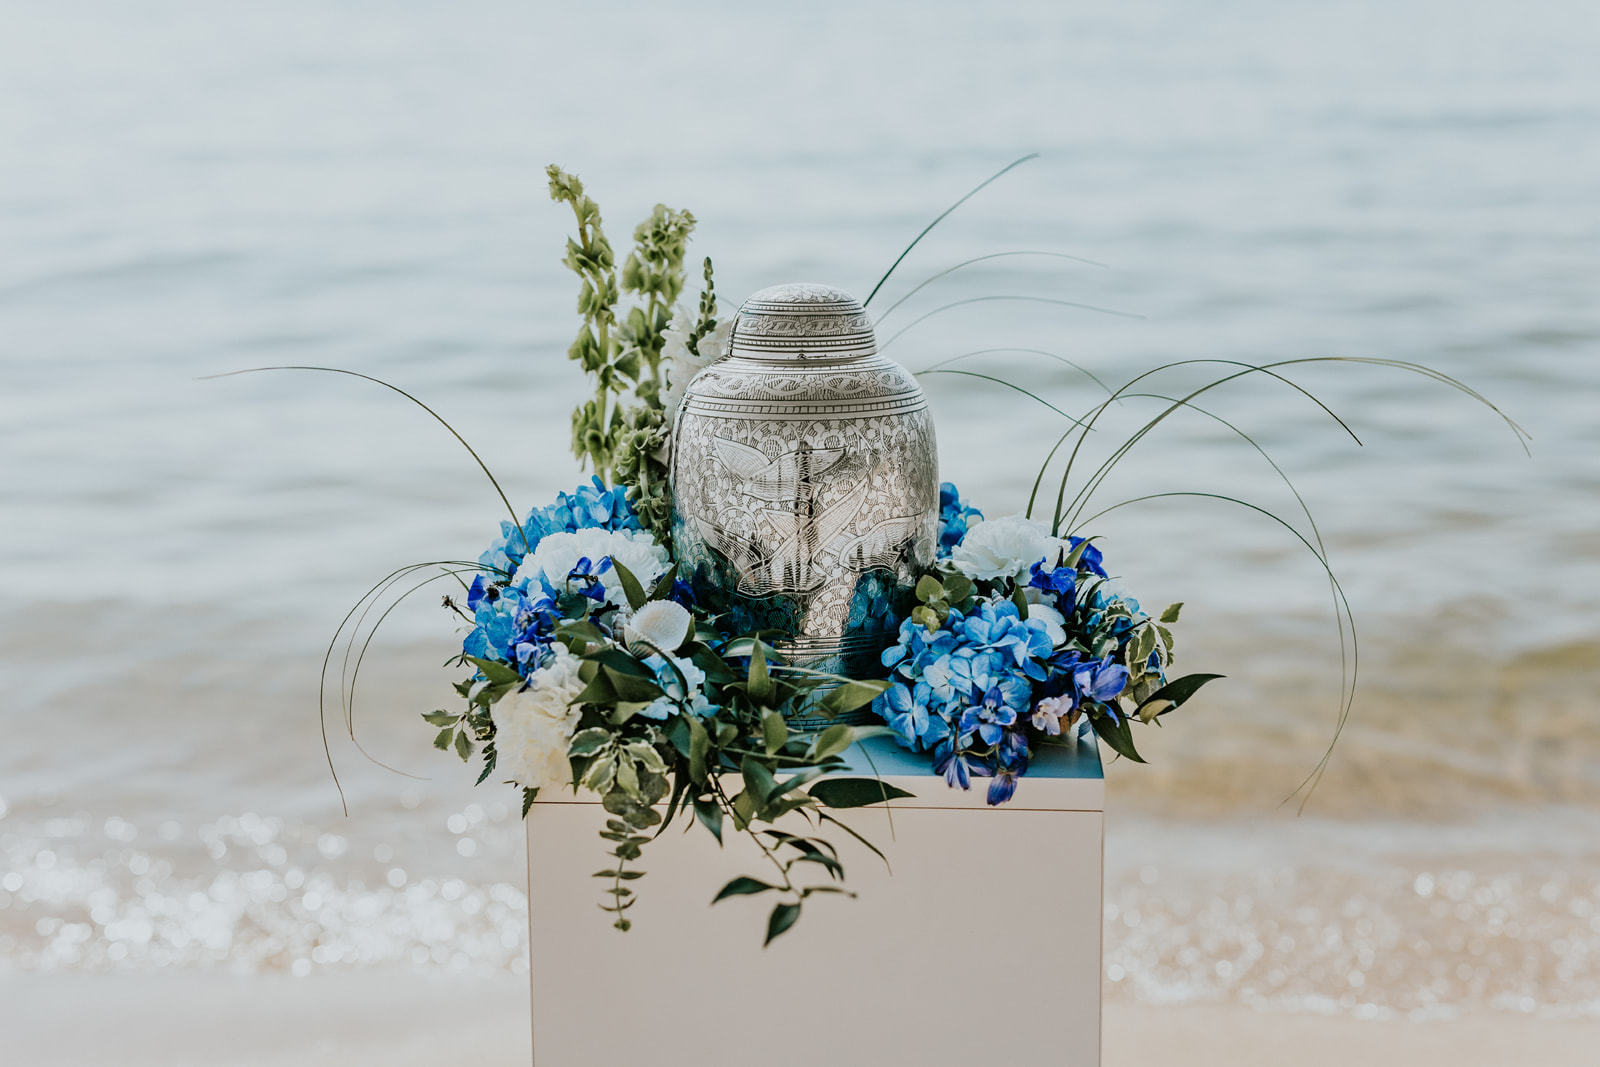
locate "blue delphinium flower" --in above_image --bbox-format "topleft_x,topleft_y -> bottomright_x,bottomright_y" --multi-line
1067,534 -> 1106,578
958,684 -> 1020,745
465,479 -> 643,673
1075,657 -> 1130,719
984,730 -> 1030,804
936,482 -> 983,558
932,741 -> 971,790
1027,558 -> 1076,601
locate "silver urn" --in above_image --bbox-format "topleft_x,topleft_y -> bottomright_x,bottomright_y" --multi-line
669,282 -> 939,722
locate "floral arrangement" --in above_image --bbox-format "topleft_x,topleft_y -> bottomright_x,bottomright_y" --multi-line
226,159 -> 1522,946
406,166 -> 1222,944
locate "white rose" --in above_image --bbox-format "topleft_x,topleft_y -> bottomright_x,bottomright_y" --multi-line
949,514 -> 1072,581
514,528 -> 670,608
490,645 -> 587,793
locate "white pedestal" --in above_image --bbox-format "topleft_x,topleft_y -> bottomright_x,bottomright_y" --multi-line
526,732 -> 1104,1066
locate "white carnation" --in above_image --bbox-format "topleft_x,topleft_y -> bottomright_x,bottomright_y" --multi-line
490,645 -> 587,793
514,528 -> 670,608
949,514 -> 1072,581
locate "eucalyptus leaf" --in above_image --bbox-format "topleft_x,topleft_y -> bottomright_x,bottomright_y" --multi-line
747,644 -> 772,704
609,557 -> 648,611
1090,711 -> 1147,764
647,564 -> 679,602
1135,673 -> 1224,716
762,711 -> 787,756
466,656 -> 521,686
809,778 -> 916,809
604,668 -> 665,703
693,795 -> 723,844
740,756 -> 779,811
765,902 -> 801,946
712,876 -> 779,904
687,715 -> 710,784
810,724 -> 856,762
818,679 -> 890,717
942,573 -> 974,605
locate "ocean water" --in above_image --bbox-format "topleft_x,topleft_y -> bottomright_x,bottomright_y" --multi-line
2,0 -> 1599,1017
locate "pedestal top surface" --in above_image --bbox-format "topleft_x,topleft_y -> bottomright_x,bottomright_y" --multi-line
533,727 -> 1105,813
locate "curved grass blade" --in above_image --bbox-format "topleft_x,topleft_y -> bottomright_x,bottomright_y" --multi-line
1111,392 -> 1352,725
917,347 -> 1115,396
874,250 -> 1108,325
880,295 -> 1144,354
1055,355 -> 1528,536
319,559 -> 489,811
1074,491 -> 1359,813
339,560 -> 489,736
199,365 -> 532,554
1050,360 -> 1370,537
863,153 -> 1040,308
345,566 -> 482,780
916,368 -> 1097,429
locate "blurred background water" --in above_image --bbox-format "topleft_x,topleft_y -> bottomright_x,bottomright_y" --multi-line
2,0 -> 1598,1020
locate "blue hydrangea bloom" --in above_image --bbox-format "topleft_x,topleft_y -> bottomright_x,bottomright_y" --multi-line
476,476 -> 639,577
462,575 -> 561,672
873,597 -> 1054,803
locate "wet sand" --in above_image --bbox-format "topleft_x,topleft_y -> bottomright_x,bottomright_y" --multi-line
5,973 -> 1597,1066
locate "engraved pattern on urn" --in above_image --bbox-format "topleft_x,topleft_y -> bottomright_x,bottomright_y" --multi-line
669,283 -> 938,717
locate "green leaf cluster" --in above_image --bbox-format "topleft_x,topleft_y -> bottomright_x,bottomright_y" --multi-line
547,166 -> 717,552
1047,577 -> 1220,763
910,571 -> 975,631
612,258 -> 722,550
433,542 -> 912,946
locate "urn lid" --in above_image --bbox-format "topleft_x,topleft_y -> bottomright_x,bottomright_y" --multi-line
729,282 -> 876,362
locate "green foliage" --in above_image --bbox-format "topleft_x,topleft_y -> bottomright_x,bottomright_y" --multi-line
547,166 -> 717,556
909,570 -> 975,631
808,778 -> 916,809
618,204 -> 696,400
434,561 -> 911,945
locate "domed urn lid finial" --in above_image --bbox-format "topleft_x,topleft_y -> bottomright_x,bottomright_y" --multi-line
729,282 -> 877,362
